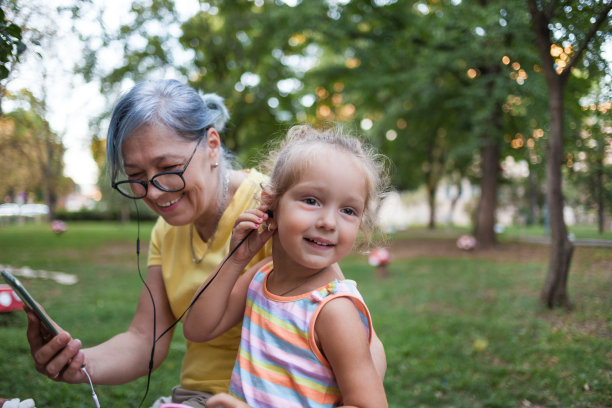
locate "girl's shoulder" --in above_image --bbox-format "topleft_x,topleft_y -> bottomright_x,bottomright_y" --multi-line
310,279 -> 363,303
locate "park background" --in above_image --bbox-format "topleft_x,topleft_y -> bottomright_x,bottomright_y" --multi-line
0,1 -> 611,407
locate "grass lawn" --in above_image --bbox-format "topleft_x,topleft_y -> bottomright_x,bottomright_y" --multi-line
0,221 -> 611,407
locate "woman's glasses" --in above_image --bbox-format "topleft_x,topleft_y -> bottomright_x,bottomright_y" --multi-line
112,137 -> 203,199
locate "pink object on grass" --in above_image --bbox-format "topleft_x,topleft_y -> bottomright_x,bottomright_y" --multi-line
368,247 -> 391,266
50,220 -> 67,235
456,234 -> 477,250
0,284 -> 23,312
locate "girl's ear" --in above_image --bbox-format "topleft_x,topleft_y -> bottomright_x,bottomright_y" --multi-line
260,189 -> 274,209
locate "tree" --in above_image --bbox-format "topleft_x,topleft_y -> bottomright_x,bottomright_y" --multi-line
293,0 -> 548,238
571,97 -> 612,234
0,90 -> 71,218
78,1 -> 303,165
527,0 -> 611,308
436,1 -> 546,247
290,1 -> 475,228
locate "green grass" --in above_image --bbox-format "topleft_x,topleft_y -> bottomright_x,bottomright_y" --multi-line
1,221 -> 611,407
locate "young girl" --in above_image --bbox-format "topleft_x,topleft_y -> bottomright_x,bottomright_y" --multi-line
183,125 -> 389,408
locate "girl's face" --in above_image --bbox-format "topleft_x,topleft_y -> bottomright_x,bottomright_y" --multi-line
121,123 -> 221,225
273,149 -> 367,272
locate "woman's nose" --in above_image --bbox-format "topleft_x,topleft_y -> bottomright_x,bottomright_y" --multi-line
145,181 -> 165,200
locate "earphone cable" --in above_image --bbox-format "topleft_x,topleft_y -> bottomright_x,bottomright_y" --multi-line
134,200 -> 158,408
154,227 -> 256,342
81,364 -> 101,408
137,208 -> 259,406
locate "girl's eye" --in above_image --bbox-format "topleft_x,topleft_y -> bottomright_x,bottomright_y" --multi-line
303,198 -> 318,206
341,208 -> 357,216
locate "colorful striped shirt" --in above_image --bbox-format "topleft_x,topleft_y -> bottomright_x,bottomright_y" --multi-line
229,262 -> 373,408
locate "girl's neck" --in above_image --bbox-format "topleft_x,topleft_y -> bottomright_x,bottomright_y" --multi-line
267,257 -> 340,297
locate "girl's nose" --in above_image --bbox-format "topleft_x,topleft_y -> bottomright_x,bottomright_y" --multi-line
316,208 -> 336,230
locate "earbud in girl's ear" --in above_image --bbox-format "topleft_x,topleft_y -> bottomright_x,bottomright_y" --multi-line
265,210 -> 276,232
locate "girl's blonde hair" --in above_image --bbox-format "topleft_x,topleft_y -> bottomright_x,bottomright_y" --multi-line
261,124 -> 389,250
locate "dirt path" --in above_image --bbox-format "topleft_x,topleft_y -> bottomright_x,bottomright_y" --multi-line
389,238 -> 550,263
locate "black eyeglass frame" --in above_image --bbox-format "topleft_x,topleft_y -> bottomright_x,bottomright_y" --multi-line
112,136 -> 204,199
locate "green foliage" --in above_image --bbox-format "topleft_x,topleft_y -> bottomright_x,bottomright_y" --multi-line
0,223 -> 610,406
178,1 -> 299,160
0,5 -> 25,79
72,0 -> 611,226
0,92 -> 72,205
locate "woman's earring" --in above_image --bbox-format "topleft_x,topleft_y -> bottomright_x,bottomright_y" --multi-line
267,221 -> 276,232
212,162 -> 219,168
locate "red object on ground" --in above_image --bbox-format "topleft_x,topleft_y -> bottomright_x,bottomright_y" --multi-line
368,247 -> 392,279
0,284 -> 23,312
368,247 -> 391,266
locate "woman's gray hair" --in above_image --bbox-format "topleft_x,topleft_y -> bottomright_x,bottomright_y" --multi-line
106,79 -> 232,181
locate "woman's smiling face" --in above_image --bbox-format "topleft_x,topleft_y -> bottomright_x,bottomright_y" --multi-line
121,123 -> 221,226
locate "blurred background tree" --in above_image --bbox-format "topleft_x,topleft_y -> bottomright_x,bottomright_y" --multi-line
0,89 -> 72,219
528,0 -> 611,308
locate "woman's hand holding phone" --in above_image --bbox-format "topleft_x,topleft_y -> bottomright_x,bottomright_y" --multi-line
25,310 -> 87,383
1,270 -> 87,383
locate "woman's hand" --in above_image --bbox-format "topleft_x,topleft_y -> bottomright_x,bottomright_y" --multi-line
206,393 -> 252,408
26,309 -> 86,383
227,207 -> 274,267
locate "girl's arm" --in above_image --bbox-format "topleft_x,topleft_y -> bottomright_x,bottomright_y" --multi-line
370,331 -> 387,379
330,265 -> 387,378
183,208 -> 273,342
316,298 -> 388,408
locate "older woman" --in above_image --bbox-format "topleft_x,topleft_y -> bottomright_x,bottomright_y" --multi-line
25,79 -> 385,407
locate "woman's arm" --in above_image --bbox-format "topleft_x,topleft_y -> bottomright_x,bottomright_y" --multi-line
183,208 -> 273,342
27,265 -> 177,385
316,298 -> 388,408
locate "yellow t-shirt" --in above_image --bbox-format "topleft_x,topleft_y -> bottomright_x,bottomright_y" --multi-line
148,169 -> 272,394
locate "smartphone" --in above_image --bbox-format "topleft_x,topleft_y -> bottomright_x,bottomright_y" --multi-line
2,269 -> 60,337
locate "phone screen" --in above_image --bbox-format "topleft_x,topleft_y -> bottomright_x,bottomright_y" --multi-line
1,270 -> 60,337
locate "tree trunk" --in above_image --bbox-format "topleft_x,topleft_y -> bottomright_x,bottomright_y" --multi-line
473,137 -> 500,248
424,132 -> 445,231
595,164 -> 604,234
527,0 -> 590,309
539,77 -> 573,308
527,165 -> 540,225
427,184 -> 436,230
447,179 -> 462,227
120,206 -> 131,223
46,191 -> 57,221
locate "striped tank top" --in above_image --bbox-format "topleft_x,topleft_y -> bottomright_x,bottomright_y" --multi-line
229,262 -> 373,408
